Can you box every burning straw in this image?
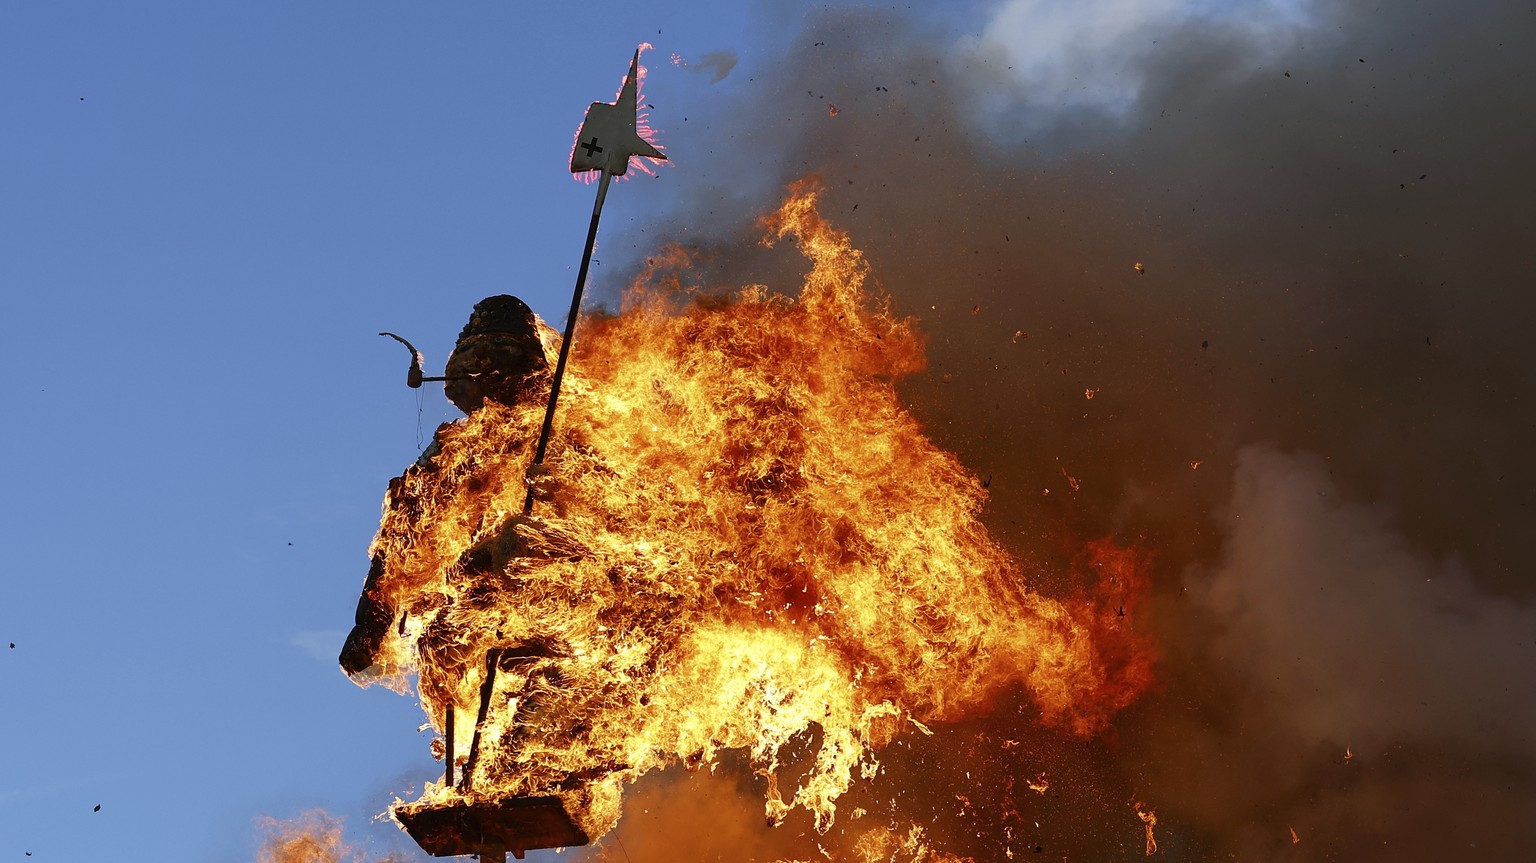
[341,180,1151,851]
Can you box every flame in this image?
[1068,538,1157,717]
[353,179,1152,843]
[255,812,363,863]
[1060,467,1081,493]
[630,43,665,177]
[1134,802,1158,856]
[844,825,968,863]
[769,825,969,863]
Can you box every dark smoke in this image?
[674,49,740,84]
[596,1,1536,859]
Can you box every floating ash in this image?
[340,181,1151,858]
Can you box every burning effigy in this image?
[339,177,1150,860]
[335,46,1150,863]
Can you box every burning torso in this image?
[342,181,1144,847]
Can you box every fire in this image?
[255,812,358,863]
[844,825,966,863]
[1134,802,1158,856]
[768,825,965,863]
[345,178,1151,847]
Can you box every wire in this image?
[415,386,425,451]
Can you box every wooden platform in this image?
[397,795,590,861]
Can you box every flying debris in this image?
[1134,803,1158,856]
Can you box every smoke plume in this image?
[1194,445,1536,758]
[592,0,1536,858]
[672,49,740,84]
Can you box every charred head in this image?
[445,295,549,414]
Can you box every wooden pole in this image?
[445,705,455,787]
[523,170,612,515]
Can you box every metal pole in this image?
[524,170,612,515]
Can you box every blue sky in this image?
[0,3,776,859]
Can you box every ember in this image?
[1134,802,1157,856]
[342,180,1150,856]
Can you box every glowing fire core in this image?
[344,180,1149,849]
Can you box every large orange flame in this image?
[255,812,362,863]
[353,178,1150,843]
